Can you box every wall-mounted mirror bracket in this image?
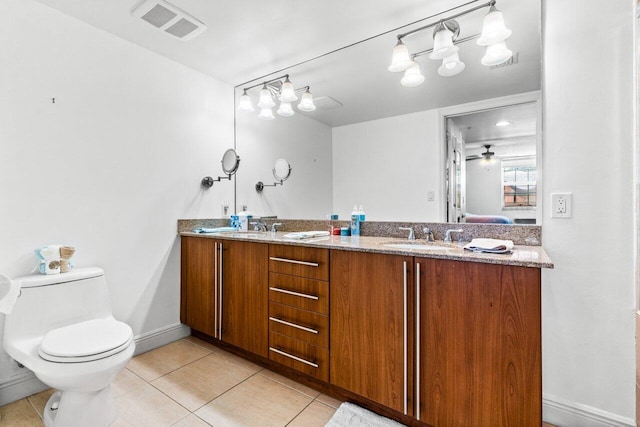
[256,159,291,192]
[201,148,240,189]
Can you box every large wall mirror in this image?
[234,0,541,224]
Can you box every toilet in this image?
[3,267,135,427]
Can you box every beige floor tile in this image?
[112,384,190,427]
[259,369,321,398]
[315,393,343,409]
[0,398,44,426]
[127,339,211,381]
[171,414,212,427]
[152,351,259,412]
[287,401,336,427]
[195,373,313,427]
[113,368,147,398]
[26,388,55,417]
[184,336,219,352]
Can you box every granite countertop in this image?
[179,231,554,269]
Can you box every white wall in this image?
[542,0,636,425]
[235,110,333,219]
[0,0,233,385]
[332,110,443,221]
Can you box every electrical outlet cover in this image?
[551,193,572,218]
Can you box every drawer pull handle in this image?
[269,317,319,334]
[269,347,319,368]
[269,287,319,300]
[269,257,319,267]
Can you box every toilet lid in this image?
[39,318,133,363]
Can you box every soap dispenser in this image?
[350,205,360,236]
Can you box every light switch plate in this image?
[551,193,572,218]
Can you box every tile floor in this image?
[0,336,341,427]
[0,336,559,426]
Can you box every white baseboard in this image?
[132,322,191,356]
[0,322,191,407]
[543,394,636,427]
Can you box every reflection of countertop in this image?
[179,231,554,269]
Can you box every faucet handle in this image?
[399,227,415,241]
[271,223,283,233]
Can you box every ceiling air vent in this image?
[489,52,519,70]
[131,0,206,41]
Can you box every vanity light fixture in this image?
[237,75,315,119]
[400,60,425,87]
[388,0,513,85]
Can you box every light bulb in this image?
[237,89,254,112]
[388,39,413,72]
[400,61,425,87]
[297,88,316,112]
[477,5,512,46]
[277,101,295,117]
[257,84,275,108]
[258,108,275,120]
[279,76,298,102]
[481,41,513,66]
[438,53,465,77]
[429,23,459,60]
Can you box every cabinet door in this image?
[419,258,541,426]
[330,250,414,414]
[220,240,269,357]
[181,236,217,337]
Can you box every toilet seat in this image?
[39,318,133,363]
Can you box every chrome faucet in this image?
[444,228,463,243]
[399,227,415,241]
[423,227,435,242]
[250,220,267,232]
[271,222,282,233]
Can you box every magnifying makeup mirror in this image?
[201,148,241,188]
[256,158,292,192]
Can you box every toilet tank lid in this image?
[16,267,104,288]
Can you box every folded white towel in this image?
[282,231,330,240]
[464,238,514,254]
[0,274,21,315]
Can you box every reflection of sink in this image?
[382,243,455,251]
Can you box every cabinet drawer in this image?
[269,244,329,281]
[269,332,329,381]
[269,272,329,314]
[269,302,328,348]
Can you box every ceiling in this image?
[34,0,541,127]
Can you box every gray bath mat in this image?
[325,402,406,427]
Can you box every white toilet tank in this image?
[4,268,115,345]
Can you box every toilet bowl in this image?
[3,268,135,427]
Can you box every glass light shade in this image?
[277,101,295,117]
[279,77,298,102]
[297,89,316,112]
[388,39,413,72]
[258,108,275,120]
[481,41,513,66]
[237,90,254,112]
[477,6,512,46]
[257,85,275,108]
[400,62,425,87]
[429,27,459,60]
[438,53,466,77]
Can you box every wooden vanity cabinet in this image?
[418,258,541,426]
[267,244,330,381]
[329,251,542,426]
[330,250,414,415]
[180,236,269,357]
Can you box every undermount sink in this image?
[382,242,455,251]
